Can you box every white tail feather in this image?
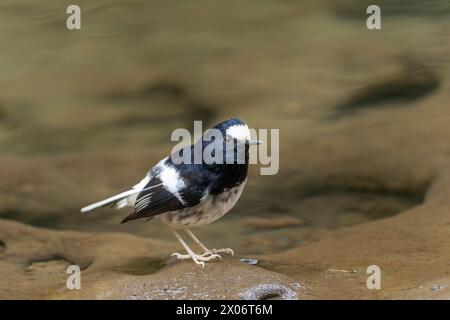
[81,189,137,213]
[80,182,163,213]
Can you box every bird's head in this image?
[211,118,261,146]
[197,118,262,166]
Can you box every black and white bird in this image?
[81,118,260,267]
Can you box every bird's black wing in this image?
[121,177,180,223]
[121,167,208,223]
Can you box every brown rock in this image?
[0,219,303,300]
[243,216,304,230]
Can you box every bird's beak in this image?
[248,140,263,145]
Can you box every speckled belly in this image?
[160,180,246,229]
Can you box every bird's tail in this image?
[80,183,163,213]
[81,189,137,213]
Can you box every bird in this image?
[81,118,261,267]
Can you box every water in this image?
[0,0,448,258]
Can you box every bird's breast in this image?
[160,179,247,228]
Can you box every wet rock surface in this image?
[260,175,450,299]
[0,219,302,300]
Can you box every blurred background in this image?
[0,0,449,257]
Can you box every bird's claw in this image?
[170,251,222,267]
[203,248,234,257]
[171,252,190,260]
[206,253,223,260]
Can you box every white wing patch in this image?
[113,158,187,212]
[159,165,186,205]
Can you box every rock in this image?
[239,283,298,300]
[53,259,302,300]
[243,216,304,230]
[0,219,303,300]
[392,278,450,300]
[260,174,450,299]
[332,60,440,117]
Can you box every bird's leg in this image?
[184,228,234,257]
[183,228,208,252]
[170,230,221,268]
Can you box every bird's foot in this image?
[171,251,222,267]
[203,248,234,256]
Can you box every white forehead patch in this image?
[226,124,250,141]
